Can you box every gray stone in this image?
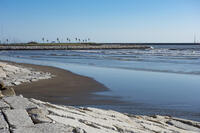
[0,129,10,133]
[3,96,37,109]
[12,123,74,133]
[73,127,86,133]
[12,81,21,86]
[1,87,16,97]
[172,117,200,128]
[0,112,9,129]
[0,81,5,89]
[0,91,4,99]
[27,108,52,124]
[3,109,34,128]
[167,120,200,132]
[0,62,52,87]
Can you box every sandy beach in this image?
[3,61,122,106]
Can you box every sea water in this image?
[0,45,200,121]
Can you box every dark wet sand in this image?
[5,62,122,105]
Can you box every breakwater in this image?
[0,44,150,50]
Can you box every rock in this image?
[30,79,38,82]
[0,129,10,133]
[3,96,37,109]
[3,109,34,128]
[172,117,200,129]
[0,100,10,109]
[0,95,199,133]
[0,62,52,87]
[0,70,6,78]
[12,81,21,86]
[73,127,87,133]
[0,81,5,89]
[11,123,75,133]
[167,120,200,132]
[27,108,52,124]
[1,87,16,97]
[0,112,9,129]
[0,91,4,98]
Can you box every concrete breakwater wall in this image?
[0,45,150,50]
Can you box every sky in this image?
[0,0,200,43]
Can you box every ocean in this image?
[0,44,200,121]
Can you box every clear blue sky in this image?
[0,0,200,43]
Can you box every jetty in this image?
[0,44,150,50]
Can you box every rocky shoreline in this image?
[0,62,52,87]
[0,62,200,133]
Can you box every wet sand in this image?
[5,62,122,105]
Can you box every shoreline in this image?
[2,60,123,106]
[1,61,200,132]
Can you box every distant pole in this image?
[6,39,9,44]
[57,38,60,43]
[194,34,196,44]
[42,38,45,43]
[0,25,3,43]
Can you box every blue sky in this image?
[0,0,200,43]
